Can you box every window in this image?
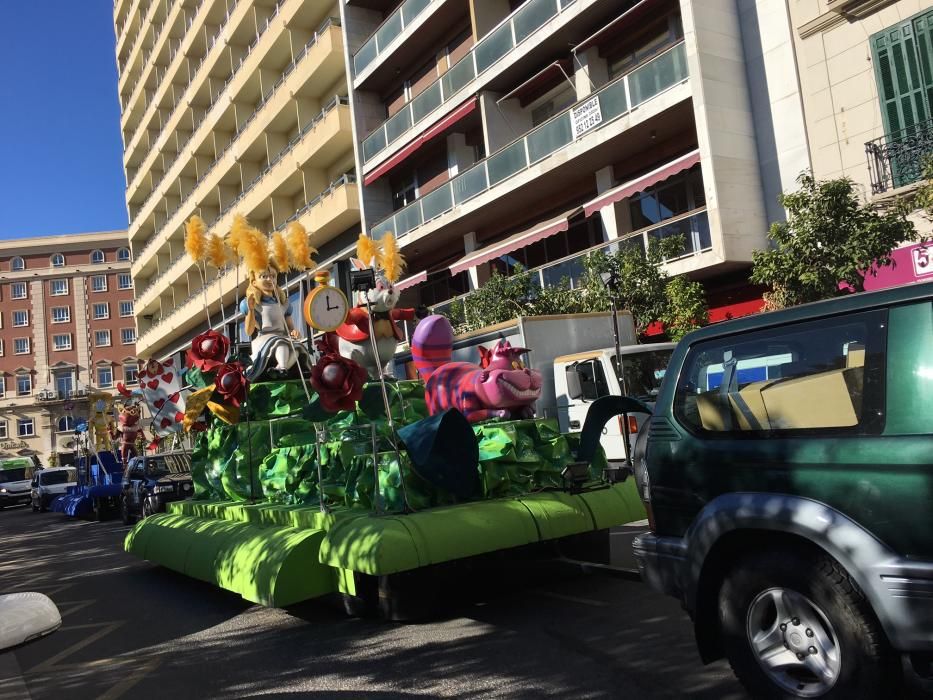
[119,300,134,317]
[92,275,107,292]
[95,330,111,347]
[50,279,68,296]
[53,334,72,351]
[529,84,576,127]
[54,372,73,397]
[93,302,109,319]
[0,420,6,439]
[118,273,133,289]
[16,374,32,396]
[0,377,5,398]
[607,15,684,79]
[91,249,105,264]
[97,366,113,388]
[52,307,71,323]
[57,416,74,432]
[10,256,24,271]
[51,253,65,267]
[121,327,136,344]
[673,310,887,435]
[0,339,3,356]
[14,338,30,355]
[11,282,27,299]
[13,310,28,327]
[124,364,139,385]
[117,247,131,262]
[17,419,34,437]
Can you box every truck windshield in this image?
[611,349,674,401]
[146,455,190,477]
[41,470,76,485]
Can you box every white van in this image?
[31,467,77,512]
[0,459,37,509]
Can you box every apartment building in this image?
[337,0,812,324]
[789,0,933,290]
[0,232,138,466]
[114,0,360,361]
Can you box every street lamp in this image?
[598,269,626,397]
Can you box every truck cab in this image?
[554,343,675,462]
[0,459,36,509]
[31,468,77,512]
[120,451,193,523]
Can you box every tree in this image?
[750,173,917,309]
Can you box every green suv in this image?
[633,281,932,698]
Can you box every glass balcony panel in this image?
[375,11,403,55]
[441,55,475,97]
[394,202,423,235]
[648,216,695,258]
[421,183,453,221]
[384,107,413,145]
[526,114,573,163]
[541,256,585,288]
[475,22,514,74]
[560,0,575,7]
[487,140,528,186]
[513,0,557,43]
[630,43,687,107]
[693,211,712,251]
[401,0,431,26]
[598,79,628,121]
[371,215,396,238]
[452,163,489,204]
[362,127,387,162]
[411,81,443,123]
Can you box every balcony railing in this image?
[370,41,688,239]
[361,0,577,164]
[353,0,435,76]
[134,94,348,268]
[865,116,933,195]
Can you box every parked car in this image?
[633,281,933,698]
[0,458,36,509]
[31,467,78,512]
[120,451,193,523]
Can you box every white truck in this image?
[394,313,675,462]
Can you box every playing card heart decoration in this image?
[137,356,187,437]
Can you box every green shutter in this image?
[912,10,933,120]
[872,21,929,137]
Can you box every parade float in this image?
[124,215,647,616]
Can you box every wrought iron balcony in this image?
[865,117,933,195]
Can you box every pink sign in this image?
[862,242,932,291]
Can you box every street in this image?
[0,505,749,699]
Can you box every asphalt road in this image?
[0,502,882,700]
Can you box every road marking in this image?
[54,600,97,617]
[97,658,161,700]
[27,622,124,673]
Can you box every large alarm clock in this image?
[304,271,349,332]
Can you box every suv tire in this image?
[141,499,154,520]
[718,549,897,699]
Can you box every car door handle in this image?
[569,420,581,429]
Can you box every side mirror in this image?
[566,365,583,400]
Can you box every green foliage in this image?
[663,274,710,341]
[916,156,933,223]
[751,172,917,309]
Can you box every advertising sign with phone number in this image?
[912,244,932,278]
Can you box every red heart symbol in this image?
[159,418,172,428]
[174,412,185,423]
[161,372,173,383]
[147,380,159,390]
[164,359,174,367]
[154,399,165,409]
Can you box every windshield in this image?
[0,468,29,483]
[40,469,76,485]
[611,349,675,401]
[146,454,190,477]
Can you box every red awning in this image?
[644,297,764,336]
[363,97,478,186]
[395,270,428,291]
[498,60,573,106]
[583,149,700,218]
[448,208,581,276]
[573,0,667,54]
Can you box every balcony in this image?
[353,0,436,77]
[865,116,933,195]
[360,0,577,166]
[370,41,688,239]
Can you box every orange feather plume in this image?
[207,234,227,268]
[184,215,207,263]
[270,231,289,272]
[228,214,250,258]
[377,232,405,283]
[242,227,269,274]
[286,221,316,270]
[356,233,377,268]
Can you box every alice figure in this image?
[239,266,313,381]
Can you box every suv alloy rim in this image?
[745,587,841,697]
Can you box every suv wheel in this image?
[141,498,154,520]
[718,550,896,699]
[120,495,132,525]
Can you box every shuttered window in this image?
[872,11,933,137]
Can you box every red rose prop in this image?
[187,330,230,372]
[214,362,249,407]
[310,354,367,412]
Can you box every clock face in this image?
[305,286,348,332]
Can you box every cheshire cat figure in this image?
[412,314,542,422]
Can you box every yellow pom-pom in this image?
[378,232,405,283]
[242,227,269,274]
[271,231,290,272]
[286,221,316,270]
[184,215,207,263]
[207,234,227,268]
[228,214,250,257]
[356,233,377,268]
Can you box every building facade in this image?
[114,0,361,361]
[788,0,933,290]
[0,232,138,466]
[337,0,812,325]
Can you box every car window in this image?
[674,309,886,435]
[40,469,76,485]
[576,360,611,400]
[611,348,674,400]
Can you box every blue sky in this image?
[0,2,127,240]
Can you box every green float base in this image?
[124,480,646,608]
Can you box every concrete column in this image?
[479,92,531,154]
[447,133,475,177]
[593,167,620,241]
[574,47,609,98]
[463,232,480,289]
[340,4,381,55]
[470,0,510,41]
